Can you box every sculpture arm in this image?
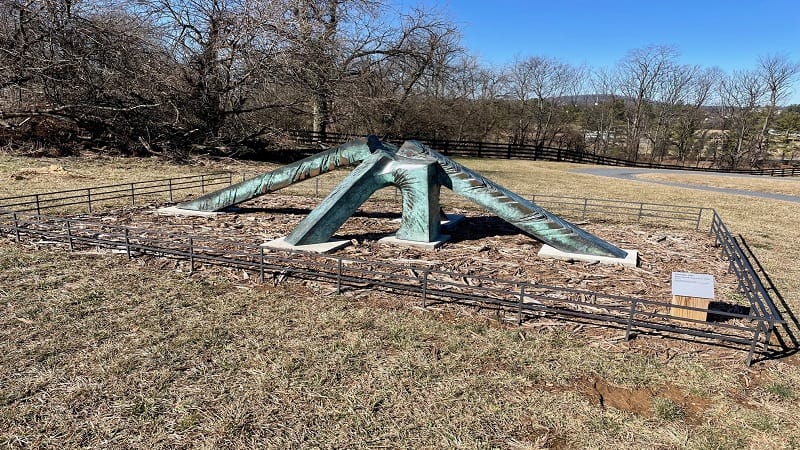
[177,136,382,211]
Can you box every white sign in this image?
[671,272,715,299]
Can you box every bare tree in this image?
[267,0,459,138]
[646,64,696,162]
[583,68,622,155]
[0,0,168,152]
[138,0,295,145]
[673,67,719,163]
[756,54,800,159]
[506,56,583,147]
[616,45,678,161]
[717,69,766,168]
[445,58,507,140]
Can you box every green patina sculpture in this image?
[178,136,383,211]
[176,136,627,259]
[284,149,442,245]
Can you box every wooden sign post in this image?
[671,272,715,321]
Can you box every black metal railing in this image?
[710,211,784,358]
[0,212,781,364]
[0,173,233,215]
[529,194,708,230]
[0,171,789,364]
[287,130,800,177]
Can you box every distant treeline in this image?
[1,1,799,168]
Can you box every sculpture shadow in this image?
[446,216,533,244]
[232,207,531,244]
[231,206,402,220]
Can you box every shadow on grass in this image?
[738,235,799,364]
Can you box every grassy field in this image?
[637,172,800,197]
[2,154,800,448]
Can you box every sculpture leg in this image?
[394,162,443,242]
[285,151,394,245]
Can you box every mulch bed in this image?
[87,193,740,308]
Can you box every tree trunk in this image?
[312,91,329,141]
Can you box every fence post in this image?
[124,228,131,259]
[259,247,265,283]
[746,324,762,366]
[168,179,173,203]
[228,173,233,185]
[582,198,588,220]
[625,299,637,340]
[35,194,41,216]
[422,270,429,308]
[695,208,703,231]
[764,323,774,353]
[13,213,20,242]
[637,203,644,223]
[315,178,320,197]
[86,189,92,214]
[517,284,526,325]
[66,220,74,251]
[130,183,135,205]
[201,175,205,194]
[336,258,343,294]
[188,237,194,273]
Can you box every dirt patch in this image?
[549,377,711,423]
[10,164,84,180]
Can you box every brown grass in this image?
[2,154,800,448]
[637,172,800,197]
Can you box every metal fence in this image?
[528,194,709,230]
[0,173,233,215]
[288,130,800,177]
[0,174,788,365]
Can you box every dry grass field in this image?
[637,172,800,197]
[2,154,800,448]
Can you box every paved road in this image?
[574,167,800,204]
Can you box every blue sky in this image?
[396,0,800,103]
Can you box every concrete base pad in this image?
[156,206,224,217]
[378,234,450,249]
[262,236,350,253]
[538,245,639,267]
[389,214,466,228]
[440,214,466,230]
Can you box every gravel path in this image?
[574,167,800,204]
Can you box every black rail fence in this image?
[288,130,800,177]
[0,173,233,215]
[529,194,707,230]
[0,173,789,365]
